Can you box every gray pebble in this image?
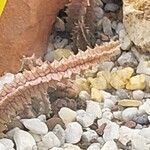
[104,3,119,12]
[134,114,149,125]
[94,7,104,19]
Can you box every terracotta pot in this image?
[0,0,68,75]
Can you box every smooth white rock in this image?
[103,122,119,142]
[139,99,150,115]
[103,99,115,109]
[133,90,145,100]
[14,129,36,150]
[122,107,138,121]
[53,124,65,145]
[113,111,122,120]
[0,143,6,150]
[87,143,101,150]
[82,129,98,142]
[79,91,91,100]
[58,107,77,125]
[42,132,61,149]
[63,143,81,150]
[0,138,14,149]
[21,118,48,135]
[38,115,46,122]
[36,141,48,150]
[102,111,113,120]
[65,122,83,144]
[6,127,20,140]
[86,100,102,119]
[76,110,95,127]
[101,140,118,150]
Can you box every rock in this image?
[116,22,124,34]
[79,91,91,101]
[86,100,102,119]
[122,107,138,121]
[132,90,145,100]
[96,123,107,136]
[88,76,108,90]
[101,140,118,150]
[97,118,111,127]
[137,60,150,75]
[58,107,77,125]
[0,143,6,150]
[100,33,110,42]
[103,122,119,142]
[91,88,103,102]
[98,61,114,72]
[46,117,65,131]
[139,99,150,115]
[139,128,150,139]
[36,141,49,150]
[110,67,134,89]
[113,111,122,120]
[117,52,138,67]
[37,114,46,122]
[21,118,48,135]
[82,129,98,142]
[87,143,101,150]
[65,122,83,144]
[94,0,104,7]
[102,17,113,37]
[76,110,95,127]
[123,0,150,52]
[119,29,132,50]
[54,17,65,32]
[29,132,41,143]
[14,129,36,150]
[0,138,14,149]
[103,99,116,110]
[54,38,68,49]
[116,89,130,99]
[42,132,61,149]
[63,143,81,150]
[118,99,142,107]
[0,0,67,75]
[53,124,65,145]
[94,7,104,19]
[102,111,113,120]
[134,114,149,125]
[124,120,137,128]
[104,3,119,12]
[126,74,146,90]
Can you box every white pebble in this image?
[139,99,150,115]
[58,107,77,125]
[133,90,145,100]
[63,143,81,150]
[0,143,6,150]
[14,129,36,150]
[0,138,14,149]
[37,115,46,122]
[86,100,102,119]
[42,132,61,149]
[103,99,115,109]
[97,118,111,127]
[113,111,122,120]
[122,107,138,121]
[103,122,119,142]
[102,111,113,120]
[87,143,101,150]
[76,110,95,127]
[79,91,91,100]
[53,124,65,145]
[65,122,83,144]
[82,129,98,142]
[21,118,48,135]
[101,140,118,150]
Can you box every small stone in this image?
[111,21,117,30]
[58,107,77,125]
[96,123,107,136]
[102,17,113,37]
[86,100,102,118]
[97,137,105,148]
[29,132,41,143]
[126,74,146,90]
[137,60,150,75]
[88,76,108,90]
[116,22,124,34]
[124,120,137,128]
[63,143,81,150]
[55,17,65,32]
[116,89,130,99]
[132,90,145,100]
[82,129,98,142]
[113,111,122,120]
[102,111,113,120]
[117,52,138,67]
[139,128,150,139]
[100,33,110,42]
[97,19,103,31]
[139,99,150,115]
[65,122,83,144]
[87,143,101,150]
[118,99,142,107]
[103,99,116,110]
[46,117,65,131]
[0,138,14,149]
[104,3,119,12]
[97,118,111,127]
[42,132,61,149]
[103,122,119,142]
[94,0,103,7]
[119,29,132,50]
[91,88,103,102]
[134,114,149,125]
[14,129,36,150]
[76,110,95,127]
[84,66,99,78]
[122,107,138,121]
[94,7,104,19]
[110,67,134,89]
[37,114,46,122]
[21,118,48,135]
[0,143,6,150]
[51,148,64,150]
[53,124,65,145]
[98,61,114,72]
[79,91,91,101]
[101,140,118,150]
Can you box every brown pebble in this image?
[46,117,65,130]
[96,123,107,136]
[124,120,136,128]
[89,122,98,130]
[100,33,110,42]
